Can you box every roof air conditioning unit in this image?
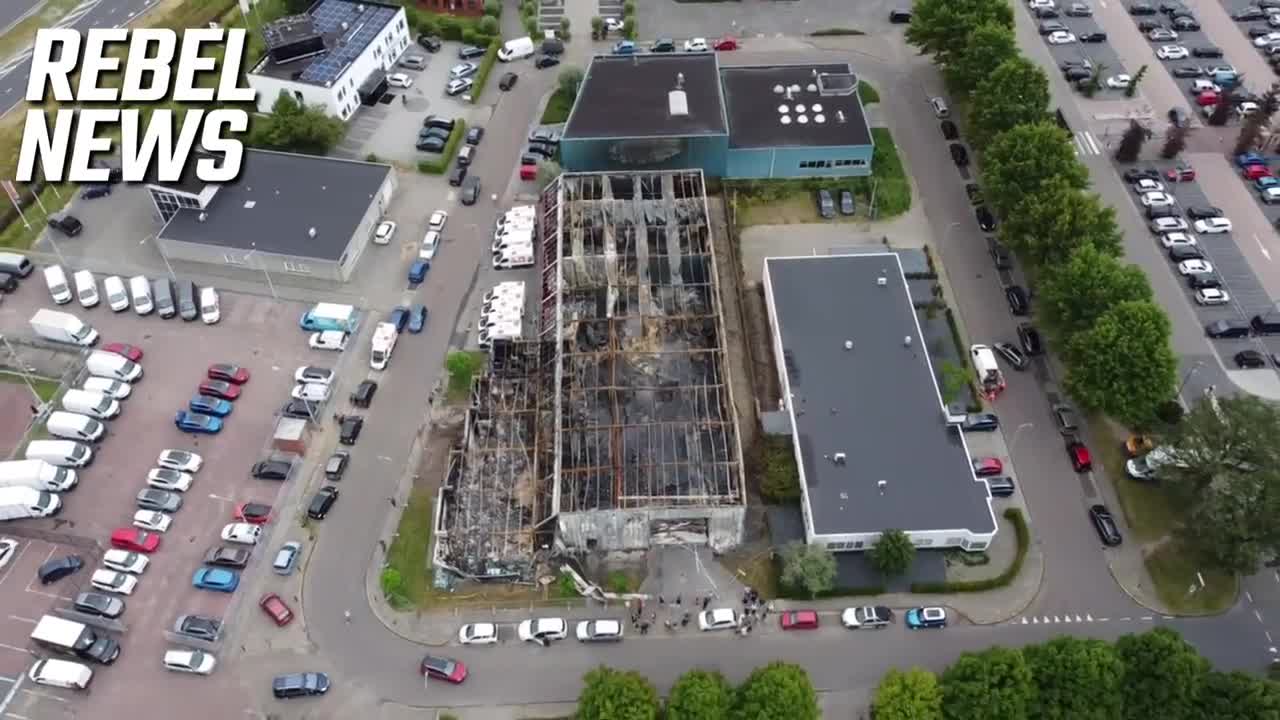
[833,452,847,465]
[877,276,887,286]
[903,335,913,346]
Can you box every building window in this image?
[222,254,247,265]
[946,536,964,546]
[283,261,312,274]
[914,538,934,546]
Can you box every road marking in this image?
[1257,610,1266,623]
[0,674,24,720]
[21,689,67,703]
[0,642,27,654]
[1097,617,1108,622]
[1063,615,1072,623]
[8,712,32,720]
[1120,616,1132,621]
[1032,617,1039,623]
[1254,234,1272,261]
[1074,131,1101,156]
[1085,614,1094,621]
[1053,615,1060,623]
[1141,616,1154,621]
[0,542,30,588]
[1248,591,1255,603]
[6,617,34,624]
[1268,631,1274,643]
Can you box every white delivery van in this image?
[200,286,221,324]
[370,322,397,370]
[28,658,93,690]
[129,275,154,315]
[86,349,143,382]
[73,270,99,308]
[44,266,72,304]
[0,252,34,277]
[103,275,129,312]
[493,247,534,269]
[478,319,522,348]
[498,36,535,61]
[82,376,131,399]
[483,281,525,304]
[0,459,77,492]
[46,411,105,443]
[25,440,93,467]
[309,330,349,351]
[61,389,120,420]
[29,616,117,664]
[30,308,99,347]
[0,487,62,520]
[492,232,533,253]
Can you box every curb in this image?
[1103,554,1239,618]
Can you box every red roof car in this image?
[259,593,294,626]
[234,502,273,524]
[207,363,250,384]
[110,527,160,554]
[713,36,738,50]
[102,342,143,362]
[1196,91,1219,107]
[421,654,468,684]
[779,610,819,630]
[197,380,241,400]
[1243,164,1273,180]
[1166,164,1195,182]
[972,457,1004,477]
[1066,438,1093,472]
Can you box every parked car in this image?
[962,413,1000,432]
[339,415,364,445]
[110,527,160,553]
[1088,504,1122,545]
[205,546,250,568]
[192,567,239,592]
[136,488,182,512]
[498,72,518,90]
[38,555,83,584]
[157,449,202,473]
[74,591,124,618]
[950,143,969,166]
[421,655,468,684]
[252,460,291,480]
[234,502,272,524]
[273,542,302,575]
[102,342,143,362]
[1005,285,1029,315]
[1017,323,1043,355]
[987,476,1016,497]
[174,615,221,642]
[905,607,947,629]
[307,486,339,520]
[273,673,330,699]
[975,205,996,231]
[972,457,1003,476]
[779,610,820,630]
[207,363,250,384]
[993,342,1028,370]
[816,190,835,218]
[458,623,499,645]
[260,593,295,626]
[518,617,568,642]
[840,606,893,629]
[1236,350,1268,368]
[1065,435,1093,472]
[576,619,625,641]
[325,451,349,481]
[197,380,240,400]
[351,380,378,408]
[90,569,137,595]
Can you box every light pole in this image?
[1010,422,1034,456]
[247,246,278,299]
[0,334,44,407]
[1178,360,1205,396]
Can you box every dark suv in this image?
[816,190,835,219]
[350,380,378,408]
[307,486,339,520]
[252,459,292,480]
[1088,505,1122,545]
[273,672,330,699]
[339,415,364,445]
[282,399,320,421]
[47,214,83,237]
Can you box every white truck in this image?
[493,247,534,269]
[0,486,62,520]
[30,616,118,665]
[30,309,98,347]
[370,322,398,370]
[492,228,533,253]
[495,206,535,232]
[0,460,77,492]
[479,319,522,348]
[969,344,1005,401]
[498,36,535,61]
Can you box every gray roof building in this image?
[719,64,873,149]
[761,253,997,552]
[564,53,729,139]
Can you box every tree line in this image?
[574,661,820,720]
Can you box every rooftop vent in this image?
[243,200,256,209]
[308,227,317,238]
[795,103,806,113]
[341,21,349,31]
[777,104,789,113]
[844,340,853,350]
[789,83,801,94]
[675,72,685,90]
[806,83,818,92]
[833,452,847,465]
[780,115,792,124]
[784,87,794,100]
[773,84,785,94]
[878,479,887,493]
[837,110,847,123]
[668,89,689,116]
[197,212,207,223]
[877,276,887,286]
[796,115,808,124]
[904,335,913,346]
[814,114,826,124]
[811,103,824,112]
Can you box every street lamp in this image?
[1178,360,1205,396]
[246,245,278,299]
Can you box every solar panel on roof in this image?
[288,0,398,85]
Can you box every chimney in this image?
[675,72,684,90]
[837,110,847,123]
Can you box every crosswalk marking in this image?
[1010,614,1131,625]
[1074,131,1102,156]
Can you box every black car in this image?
[816,189,835,218]
[1089,505,1122,545]
[1236,350,1268,369]
[988,238,1012,269]
[423,115,455,132]
[1185,205,1222,220]
[350,380,378,408]
[950,143,969,167]
[38,555,83,584]
[1159,0,1186,12]
[651,38,676,52]
[1122,167,1160,182]
[1080,31,1107,42]
[282,399,320,421]
[889,8,912,22]
[448,165,467,187]
[1005,285,1029,316]
[541,38,564,55]
[417,35,442,52]
[1018,323,1043,355]
[1172,16,1199,30]
[1129,2,1157,13]
[1137,19,1164,31]
[1064,67,1093,81]
[498,72,518,90]
[1172,65,1204,78]
[1205,319,1251,338]
[994,342,1028,370]
[339,415,364,445]
[273,673,330,699]
[519,152,542,166]
[1249,26,1275,38]
[525,142,555,159]
[529,129,560,145]
[839,190,855,216]
[535,55,560,69]
[47,214,83,237]
[175,614,222,642]
[965,183,984,205]
[1034,6,1059,17]
[962,413,1000,432]
[325,451,349,481]
[458,44,486,59]
[1168,244,1203,262]
[461,176,482,206]
[80,184,111,199]
[205,545,250,568]
[1039,20,1068,34]
[975,205,996,231]
[1187,272,1221,289]
[987,476,1016,498]
[940,120,959,139]
[1232,7,1267,20]
[74,591,124,618]
[252,460,291,480]
[465,127,485,145]
[419,126,450,142]
[416,137,446,153]
[1192,46,1223,58]
[307,486,340,520]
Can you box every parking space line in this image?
[20,549,55,596]
[0,543,30,588]
[0,673,22,718]
[20,688,66,703]
[0,643,27,654]
[7,712,32,720]
[5,618,34,625]
[1253,234,1272,261]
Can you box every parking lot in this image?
[1028,5,1128,82]
[0,276,317,718]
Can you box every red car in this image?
[207,363,250,384]
[1166,164,1195,182]
[1243,164,1273,180]
[779,610,819,630]
[421,654,468,684]
[110,527,160,554]
[234,502,272,524]
[972,457,1004,477]
[102,343,143,362]
[198,380,241,400]
[259,593,294,626]
[713,36,738,51]
[1066,437,1093,472]
[1196,91,1219,107]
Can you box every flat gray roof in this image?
[564,54,729,139]
[158,150,390,261]
[764,254,995,538]
[720,64,872,149]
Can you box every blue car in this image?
[905,606,947,629]
[1237,151,1266,168]
[1257,177,1280,191]
[389,306,410,332]
[408,260,429,284]
[408,304,427,333]
[189,394,233,417]
[175,410,223,434]
[612,40,636,54]
[192,567,239,592]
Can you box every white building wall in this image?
[814,527,995,554]
[558,506,745,554]
[337,170,397,280]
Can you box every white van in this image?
[498,36,535,61]
[44,266,72,305]
[103,276,129,312]
[199,287,220,324]
[61,389,120,420]
[46,411,105,443]
[493,248,534,269]
[0,459,77,492]
[73,270,99,308]
[0,252,34,277]
[86,350,143,382]
[930,97,949,118]
[28,658,92,690]
[25,440,93,467]
[82,376,131,399]
[309,330,349,351]
[129,275,154,315]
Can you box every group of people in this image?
[627,592,716,635]
[737,586,772,636]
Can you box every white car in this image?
[291,383,331,402]
[147,468,193,492]
[1255,32,1280,46]
[133,510,172,533]
[1160,232,1197,248]
[1190,79,1221,94]
[1156,45,1188,60]
[684,37,708,52]
[102,549,149,575]
[698,608,739,631]
[103,275,129,312]
[373,220,397,245]
[0,538,16,571]
[1178,259,1213,275]
[309,330,350,351]
[220,523,262,545]
[156,449,201,472]
[90,569,138,595]
[294,366,334,385]
[1238,102,1261,117]
[576,619,624,642]
[83,377,131,399]
[428,210,448,232]
[1028,0,1055,8]
[1133,178,1164,193]
[1195,288,1230,305]
[516,618,567,643]
[1271,12,1280,26]
[458,623,499,645]
[1194,217,1232,234]
[603,17,624,31]
[163,649,216,675]
[840,606,893,629]
[1106,74,1132,89]
[1046,31,1077,44]
[1150,217,1189,233]
[420,230,441,261]
[1140,191,1175,207]
[387,72,413,88]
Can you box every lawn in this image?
[0,0,84,63]
[445,350,486,402]
[541,88,574,124]
[383,488,435,608]
[0,185,73,250]
[1146,539,1237,615]
[859,80,880,104]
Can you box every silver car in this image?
[272,541,302,576]
[136,488,182,512]
[448,62,477,79]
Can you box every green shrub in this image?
[416,120,468,174]
[623,0,636,14]
[478,15,499,36]
[469,41,501,103]
[622,17,636,39]
[524,16,539,37]
[607,571,632,594]
[483,0,501,16]
[910,508,1029,593]
[556,572,578,598]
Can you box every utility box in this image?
[272,418,308,455]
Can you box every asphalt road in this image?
[0,0,43,36]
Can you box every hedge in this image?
[910,508,1029,593]
[416,120,468,175]
[944,308,984,413]
[402,5,497,46]
[469,41,501,104]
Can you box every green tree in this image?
[477,15,499,36]
[969,57,1050,148]
[483,0,501,16]
[868,529,915,578]
[1038,245,1152,335]
[1162,123,1189,159]
[779,542,836,598]
[1114,120,1147,163]
[1209,91,1235,127]
[1024,636,1125,720]
[1197,670,1280,719]
[1161,395,1279,497]
[1125,64,1148,98]
[944,23,1018,95]
[1184,464,1280,572]
[734,662,820,720]
[940,646,1034,720]
[1115,628,1209,720]
[981,122,1087,218]
[666,669,734,720]
[906,0,1013,67]
[873,668,943,720]
[1064,300,1177,427]
[248,91,346,154]
[577,666,660,720]
[998,180,1123,267]
[559,66,586,101]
